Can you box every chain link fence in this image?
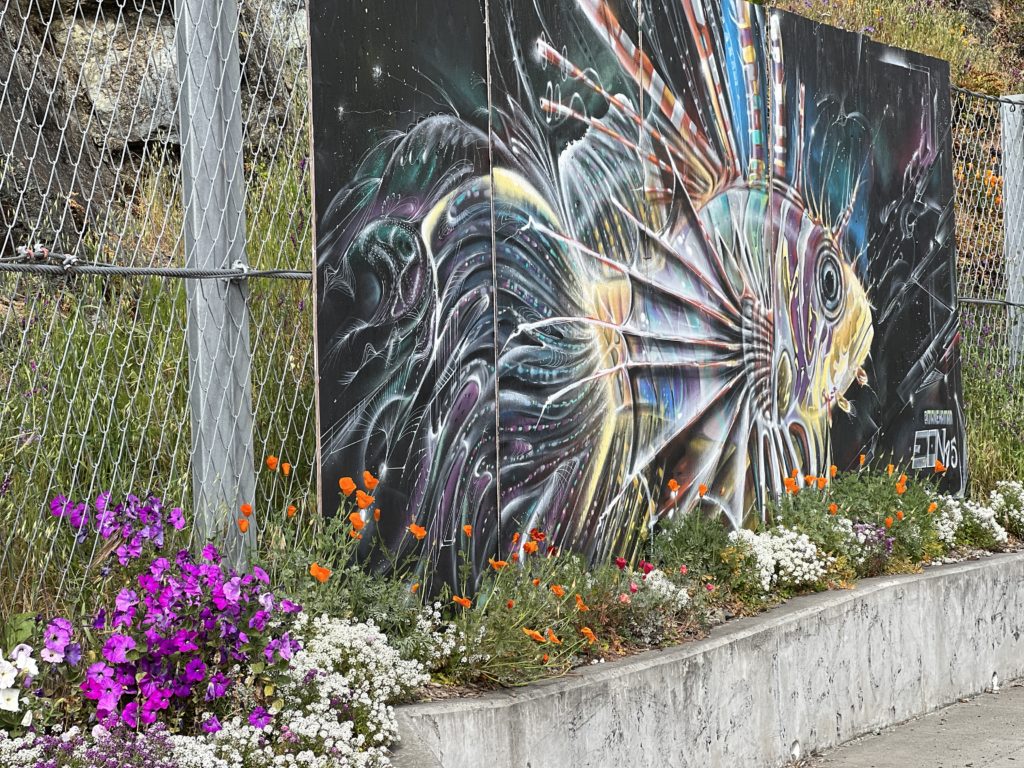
[0,0,1021,609]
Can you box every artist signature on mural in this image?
[912,428,960,470]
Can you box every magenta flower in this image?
[248,706,273,728]
[102,634,136,664]
[201,715,222,733]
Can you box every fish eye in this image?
[816,247,844,320]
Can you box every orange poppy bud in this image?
[575,594,589,611]
[667,478,680,493]
[349,530,362,540]
[506,599,515,609]
[580,626,597,644]
[887,463,895,477]
[237,518,249,533]
[309,562,331,583]
[532,578,541,587]
[287,505,297,518]
[934,459,947,473]
[830,465,838,478]
[411,582,420,594]
[522,627,546,643]
[362,470,380,490]
[452,595,471,608]
[408,523,427,540]
[266,455,279,471]
[463,524,473,537]
[355,490,374,509]
[884,516,894,528]
[348,511,365,531]
[281,462,291,477]
[373,508,381,522]
[546,628,562,645]
[928,502,938,513]
[817,477,826,490]
[829,503,838,515]
[488,557,508,570]
[339,476,357,496]
[240,503,253,518]
[523,541,539,554]
[511,532,520,544]
[510,552,520,562]
[550,584,565,598]
[698,483,708,497]
[896,510,904,521]
[859,454,866,466]
[791,468,799,479]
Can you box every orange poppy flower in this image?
[791,468,800,479]
[237,518,249,533]
[411,582,420,594]
[463,524,473,537]
[530,529,546,542]
[373,508,381,522]
[362,470,380,490]
[884,516,894,528]
[934,459,947,473]
[783,477,798,494]
[698,483,708,497]
[355,490,374,509]
[240,503,253,518]
[899,473,908,484]
[532,578,541,587]
[309,562,331,583]
[510,553,520,562]
[541,653,549,663]
[575,594,589,611]
[859,454,866,466]
[339,477,357,496]
[408,523,427,540]
[804,474,815,486]
[349,530,362,540]
[452,595,471,608]
[546,628,562,645]
[928,501,938,513]
[506,599,515,609]
[550,584,565,598]
[287,504,297,518]
[511,532,521,544]
[667,478,680,493]
[887,463,895,477]
[829,503,838,515]
[522,627,546,643]
[488,557,508,571]
[348,511,365,531]
[523,541,539,555]
[266,455,279,471]
[580,626,597,644]
[896,510,904,521]
[816,477,827,490]
[281,462,291,477]
[830,465,838,478]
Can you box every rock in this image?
[51,8,180,150]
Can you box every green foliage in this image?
[652,510,733,585]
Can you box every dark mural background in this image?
[309,0,966,587]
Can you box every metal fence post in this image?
[1004,95,1024,365]
[175,0,255,565]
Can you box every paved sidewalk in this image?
[807,682,1024,767]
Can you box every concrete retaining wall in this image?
[391,552,1024,768]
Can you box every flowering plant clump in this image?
[990,481,1024,539]
[726,528,830,594]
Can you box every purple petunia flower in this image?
[248,706,273,729]
[64,642,82,666]
[102,634,136,664]
[201,715,222,733]
[183,657,207,684]
[201,544,220,563]
[205,671,230,700]
[168,507,185,531]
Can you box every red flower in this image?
[614,557,627,570]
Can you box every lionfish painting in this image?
[309,0,966,586]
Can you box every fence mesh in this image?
[0,0,1020,611]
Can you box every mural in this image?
[309,0,966,586]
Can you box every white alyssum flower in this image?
[938,495,1008,547]
[991,481,1024,536]
[643,569,691,612]
[729,527,830,592]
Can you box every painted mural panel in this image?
[309,0,497,586]
[311,0,965,584]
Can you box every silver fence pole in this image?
[174,0,255,565]
[1004,95,1024,366]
